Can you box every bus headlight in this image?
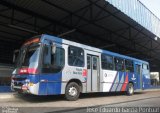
[29,82,34,86]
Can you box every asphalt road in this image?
[51,97,160,113]
[0,90,160,113]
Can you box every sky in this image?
[139,0,160,19]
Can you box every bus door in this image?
[87,54,100,92]
[134,63,143,89]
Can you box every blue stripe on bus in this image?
[111,72,119,91]
[110,72,118,92]
[116,72,124,91]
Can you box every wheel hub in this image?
[69,86,77,97]
[129,85,133,94]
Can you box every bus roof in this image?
[41,34,149,64]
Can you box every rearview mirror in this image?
[51,43,56,54]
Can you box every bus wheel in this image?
[65,82,80,101]
[127,83,134,96]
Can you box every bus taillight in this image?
[19,68,38,75]
[83,69,87,77]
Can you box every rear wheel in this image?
[126,83,134,95]
[65,82,80,101]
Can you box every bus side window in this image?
[125,60,134,72]
[114,57,125,71]
[51,47,65,73]
[93,57,97,70]
[87,56,91,69]
[142,64,149,70]
[43,45,51,67]
[101,54,114,70]
[136,65,141,75]
[68,46,84,67]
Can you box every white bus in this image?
[11,34,150,100]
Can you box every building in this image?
[150,72,159,86]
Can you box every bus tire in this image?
[65,82,80,101]
[126,83,134,96]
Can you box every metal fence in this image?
[107,0,160,38]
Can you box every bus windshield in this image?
[16,43,40,70]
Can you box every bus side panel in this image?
[39,82,47,95]
[102,71,132,92]
[116,72,125,92]
[101,70,117,92]
[128,72,137,90]
[60,46,87,94]
[61,66,86,94]
[38,72,62,95]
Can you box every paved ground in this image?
[0,90,160,113]
[56,97,160,113]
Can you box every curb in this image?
[0,93,16,99]
[144,88,160,92]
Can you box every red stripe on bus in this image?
[121,73,128,91]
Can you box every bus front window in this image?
[15,43,41,74]
[22,45,40,68]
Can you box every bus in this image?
[11,34,150,101]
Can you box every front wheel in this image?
[126,83,134,96]
[65,82,80,101]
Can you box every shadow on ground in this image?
[12,91,145,103]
